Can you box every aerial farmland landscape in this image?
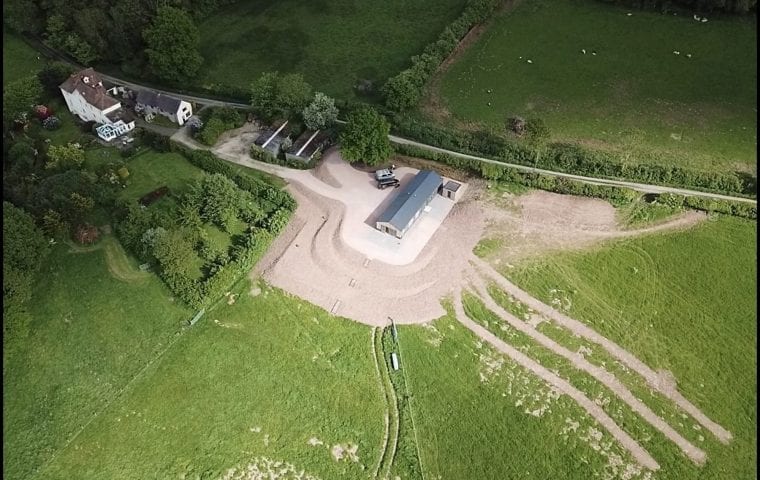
[2,0,756,479]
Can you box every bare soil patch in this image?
[478,189,706,264]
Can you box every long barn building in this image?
[376,170,442,239]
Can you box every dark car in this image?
[377,177,400,189]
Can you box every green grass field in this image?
[398,312,649,479]
[2,242,192,480]
[118,150,207,201]
[434,0,757,172]
[18,274,384,479]
[198,0,468,100]
[500,215,757,479]
[2,31,45,86]
[393,214,756,479]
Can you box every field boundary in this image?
[421,0,521,123]
[391,137,757,205]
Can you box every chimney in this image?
[83,76,90,84]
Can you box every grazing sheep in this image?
[581,49,586,54]
[701,17,708,22]
[694,14,701,20]
[686,53,692,58]
[591,50,597,56]
[626,12,632,16]
[487,102,492,106]
[527,59,533,64]
[673,50,680,55]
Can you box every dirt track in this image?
[463,268,706,465]
[452,289,661,471]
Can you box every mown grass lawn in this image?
[198,0,468,101]
[503,215,757,479]
[119,150,207,202]
[2,31,45,86]
[435,0,757,173]
[2,242,192,480]
[31,279,385,479]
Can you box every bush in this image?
[507,116,526,135]
[194,107,244,146]
[136,129,172,152]
[73,224,100,244]
[43,116,61,130]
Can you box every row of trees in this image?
[4,1,208,84]
[249,72,339,131]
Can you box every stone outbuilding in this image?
[440,180,463,201]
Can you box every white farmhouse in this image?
[135,90,192,125]
[59,67,135,141]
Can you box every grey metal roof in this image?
[443,180,461,192]
[377,170,442,231]
[135,90,183,113]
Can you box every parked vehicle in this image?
[377,177,400,189]
[374,164,397,181]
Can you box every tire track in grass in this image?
[469,255,734,444]
[371,327,400,479]
[464,272,706,465]
[452,288,661,471]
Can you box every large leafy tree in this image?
[250,72,312,120]
[382,70,422,112]
[3,0,43,34]
[3,76,43,127]
[3,202,49,330]
[339,106,392,166]
[38,62,76,95]
[143,6,203,83]
[276,73,312,117]
[186,173,243,232]
[302,92,338,130]
[45,143,86,171]
[250,72,280,119]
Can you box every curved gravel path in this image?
[469,255,733,445]
[452,289,660,471]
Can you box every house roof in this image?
[106,108,136,123]
[377,170,442,231]
[59,67,120,111]
[135,90,183,113]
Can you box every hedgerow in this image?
[393,143,756,219]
